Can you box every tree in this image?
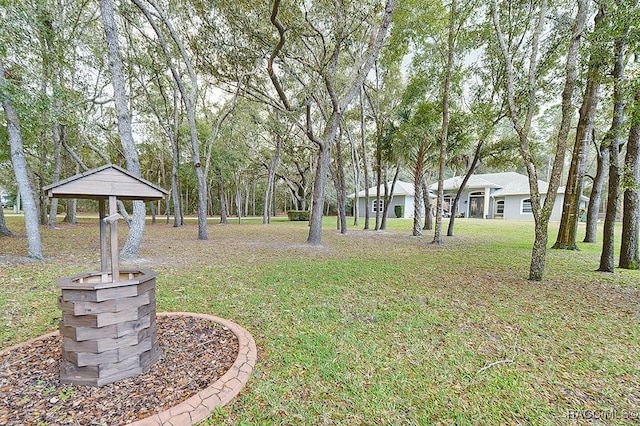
[263,125,284,224]
[0,62,44,259]
[131,0,208,240]
[598,35,630,272]
[268,0,396,245]
[433,0,459,245]
[359,87,370,229]
[553,5,607,250]
[492,0,588,281]
[619,85,640,269]
[583,136,608,243]
[99,0,146,260]
[394,101,439,236]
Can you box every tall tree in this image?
[268,0,396,245]
[263,127,283,224]
[332,126,348,234]
[492,0,588,281]
[598,37,629,272]
[0,62,44,259]
[583,136,608,243]
[618,86,640,269]
[99,0,146,260]
[433,0,459,245]
[553,5,607,250]
[359,87,371,229]
[131,0,208,240]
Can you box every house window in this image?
[521,198,532,214]
[372,199,384,213]
[496,200,504,215]
[444,196,453,216]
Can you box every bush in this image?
[287,210,310,221]
[394,205,404,218]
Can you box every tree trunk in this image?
[63,199,77,224]
[493,0,586,280]
[598,38,627,273]
[448,140,483,236]
[100,0,145,260]
[584,140,607,243]
[413,145,426,236]
[554,6,605,250]
[380,166,399,231]
[63,163,79,224]
[374,142,383,231]
[433,0,456,245]
[170,90,183,227]
[307,144,332,245]
[150,202,156,224]
[334,129,348,234]
[422,179,433,230]
[0,203,13,236]
[234,172,242,223]
[360,86,370,230]
[346,121,361,227]
[48,122,63,229]
[132,0,205,239]
[218,174,228,224]
[1,62,44,259]
[263,133,283,224]
[619,88,640,269]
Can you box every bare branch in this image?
[268,0,291,110]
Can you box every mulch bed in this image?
[0,315,239,425]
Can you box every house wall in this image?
[356,195,412,218]
[501,194,565,220]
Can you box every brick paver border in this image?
[129,312,257,426]
[1,312,257,426]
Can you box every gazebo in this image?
[43,164,169,386]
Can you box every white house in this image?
[431,172,587,221]
[350,181,425,219]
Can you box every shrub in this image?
[394,205,404,218]
[287,210,310,221]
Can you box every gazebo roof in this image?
[43,164,168,201]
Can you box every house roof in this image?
[352,180,414,198]
[432,172,566,196]
[350,180,437,198]
[43,164,168,201]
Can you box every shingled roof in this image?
[435,172,565,196]
[43,164,168,201]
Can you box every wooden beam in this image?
[99,200,108,280]
[109,196,119,282]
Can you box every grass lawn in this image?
[1,214,639,425]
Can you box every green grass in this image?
[1,214,638,425]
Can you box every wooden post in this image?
[109,196,119,282]
[99,199,108,281]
